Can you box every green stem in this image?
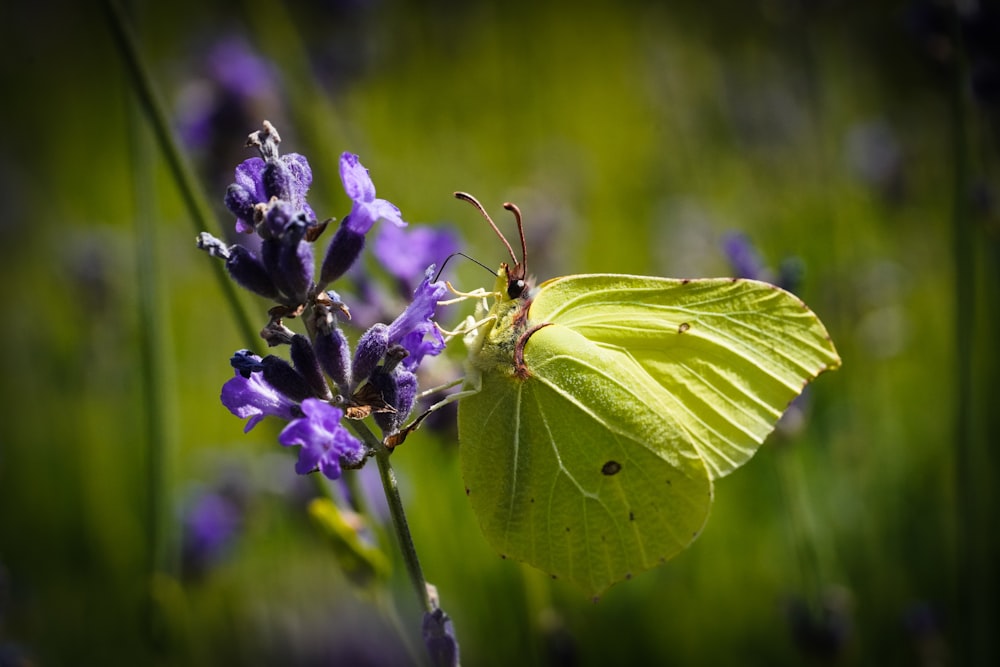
[947,11,990,665]
[103,0,262,355]
[126,42,175,649]
[348,421,433,614]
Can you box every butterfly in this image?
[450,193,841,597]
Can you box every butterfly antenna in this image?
[433,251,496,282]
[503,201,528,276]
[454,192,519,266]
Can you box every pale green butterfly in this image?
[448,193,841,597]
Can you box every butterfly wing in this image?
[459,322,713,596]
[527,274,842,479]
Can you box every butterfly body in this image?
[458,264,840,595]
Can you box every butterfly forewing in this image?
[527,275,842,479]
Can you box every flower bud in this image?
[278,219,314,304]
[423,607,459,667]
[351,323,388,386]
[319,220,366,286]
[290,334,331,400]
[261,355,314,403]
[226,245,280,300]
[230,349,265,378]
[224,183,257,229]
[259,237,285,296]
[263,157,293,202]
[261,199,295,240]
[315,325,352,394]
[371,365,416,434]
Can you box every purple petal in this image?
[224,184,257,233]
[234,157,267,202]
[221,368,298,432]
[284,153,313,205]
[399,323,446,370]
[340,153,375,203]
[278,398,364,480]
[344,200,406,235]
[387,274,448,345]
[345,202,379,235]
[371,198,406,227]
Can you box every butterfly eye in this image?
[507,279,527,299]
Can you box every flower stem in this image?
[347,421,433,614]
[103,0,262,355]
[947,13,986,664]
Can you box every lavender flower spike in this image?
[279,398,366,480]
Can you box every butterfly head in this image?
[455,192,530,302]
[500,262,529,301]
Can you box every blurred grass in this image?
[1,0,997,665]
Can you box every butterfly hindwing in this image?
[459,322,713,596]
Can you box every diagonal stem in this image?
[347,420,433,614]
[103,0,262,355]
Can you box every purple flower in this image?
[175,36,278,149]
[340,153,406,234]
[207,35,276,98]
[721,232,768,282]
[224,153,316,234]
[398,324,446,371]
[279,398,365,480]
[221,354,299,432]
[374,223,459,285]
[721,231,801,292]
[423,607,460,667]
[387,269,448,369]
[226,158,267,233]
[181,490,244,578]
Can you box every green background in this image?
[1,0,997,664]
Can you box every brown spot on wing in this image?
[601,460,622,475]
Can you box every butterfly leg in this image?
[383,373,483,449]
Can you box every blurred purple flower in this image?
[721,231,802,293]
[175,36,278,150]
[721,231,769,282]
[423,607,460,667]
[374,222,460,286]
[181,490,244,579]
[207,35,276,98]
[279,398,365,480]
